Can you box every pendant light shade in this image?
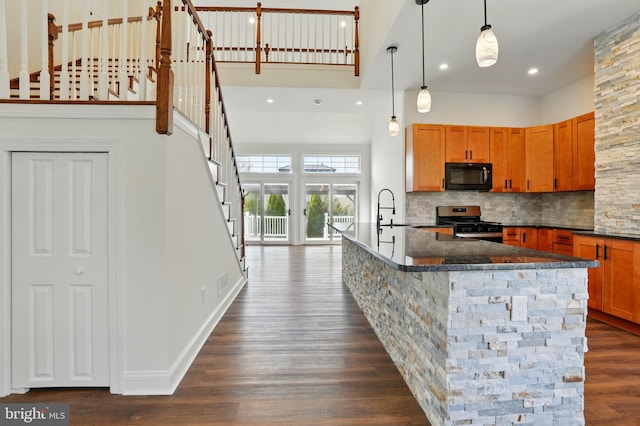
[417,87,431,113]
[476,0,498,67]
[389,116,400,136]
[387,46,399,137]
[416,0,431,113]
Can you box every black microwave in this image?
[445,162,492,191]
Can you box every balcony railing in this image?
[196,2,360,76]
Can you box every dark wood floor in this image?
[3,245,640,425]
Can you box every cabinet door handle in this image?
[442,178,445,188]
[604,245,608,261]
[523,232,526,243]
[527,180,530,190]
[554,178,558,189]
[470,150,473,160]
[465,150,468,160]
[595,244,600,259]
[504,179,508,189]
[509,179,512,189]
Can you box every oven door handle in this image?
[454,232,503,239]
[483,166,488,183]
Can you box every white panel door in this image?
[12,152,109,388]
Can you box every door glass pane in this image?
[331,184,356,234]
[263,183,290,242]
[242,183,261,242]
[305,184,330,241]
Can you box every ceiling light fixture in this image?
[439,63,449,70]
[476,0,498,67]
[528,68,539,75]
[416,0,431,113]
[387,46,400,137]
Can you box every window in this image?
[302,155,361,174]
[237,155,292,173]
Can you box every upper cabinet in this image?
[445,126,490,163]
[553,112,595,192]
[525,124,554,192]
[491,128,525,192]
[553,119,573,191]
[405,113,594,193]
[406,124,445,192]
[573,112,595,191]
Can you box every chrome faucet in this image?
[376,188,396,229]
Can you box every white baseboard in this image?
[121,275,247,395]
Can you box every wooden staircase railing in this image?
[196,2,360,76]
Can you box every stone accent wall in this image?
[594,12,640,237]
[406,191,594,229]
[342,237,588,426]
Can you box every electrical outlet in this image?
[511,296,527,321]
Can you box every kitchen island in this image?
[335,223,597,426]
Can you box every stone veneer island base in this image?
[339,226,594,426]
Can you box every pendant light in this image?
[476,0,498,67]
[416,0,431,113]
[387,46,400,137]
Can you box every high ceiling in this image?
[195,0,640,145]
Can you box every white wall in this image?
[540,75,595,124]
[0,104,244,396]
[371,90,405,224]
[402,90,542,128]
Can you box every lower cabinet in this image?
[573,235,640,323]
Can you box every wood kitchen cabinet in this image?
[520,228,538,249]
[553,112,595,192]
[552,229,574,256]
[553,119,573,191]
[445,126,490,163]
[490,127,525,192]
[573,112,595,191]
[574,235,640,323]
[502,227,521,247]
[502,227,537,248]
[406,124,445,192]
[537,228,553,252]
[525,124,554,192]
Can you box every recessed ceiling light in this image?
[340,20,346,28]
[266,98,274,103]
[528,68,539,75]
[249,16,256,24]
[439,63,449,70]
[356,100,363,106]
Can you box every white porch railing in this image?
[244,213,288,239]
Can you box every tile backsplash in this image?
[406,191,594,229]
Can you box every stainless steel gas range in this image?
[435,206,503,243]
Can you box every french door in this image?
[303,182,357,243]
[242,182,291,244]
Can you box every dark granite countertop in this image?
[332,223,598,272]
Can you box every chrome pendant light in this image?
[476,0,498,67]
[416,0,431,113]
[387,46,400,137]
